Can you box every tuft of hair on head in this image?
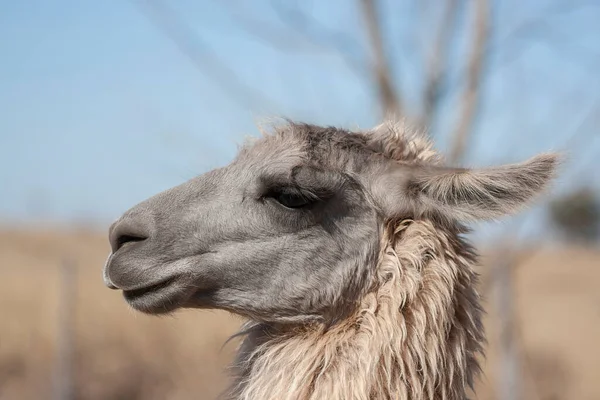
[367,119,442,164]
[254,116,287,137]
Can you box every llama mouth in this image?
[123,277,175,299]
[122,276,188,314]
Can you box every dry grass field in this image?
[0,228,598,399]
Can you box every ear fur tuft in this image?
[409,153,561,221]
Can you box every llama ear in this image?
[374,153,560,222]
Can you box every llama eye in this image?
[273,192,312,209]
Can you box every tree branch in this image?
[226,11,325,53]
[420,0,460,132]
[359,0,402,118]
[438,0,598,124]
[133,0,278,111]
[448,0,490,164]
[269,0,367,77]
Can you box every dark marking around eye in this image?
[258,165,349,211]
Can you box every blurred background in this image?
[1,0,599,399]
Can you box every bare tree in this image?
[448,0,490,164]
[420,0,459,131]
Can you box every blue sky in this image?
[1,0,599,238]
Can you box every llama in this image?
[103,121,558,400]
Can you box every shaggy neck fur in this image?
[229,219,484,400]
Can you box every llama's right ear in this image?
[373,153,560,222]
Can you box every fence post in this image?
[493,252,521,400]
[54,259,76,400]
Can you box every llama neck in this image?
[231,220,484,400]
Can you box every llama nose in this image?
[109,213,153,254]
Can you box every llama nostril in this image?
[114,233,147,252]
[109,215,153,253]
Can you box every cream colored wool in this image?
[233,218,483,400]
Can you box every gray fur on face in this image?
[103,121,558,323]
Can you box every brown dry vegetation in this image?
[0,228,598,399]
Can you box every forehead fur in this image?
[237,120,441,171]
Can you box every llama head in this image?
[103,121,558,322]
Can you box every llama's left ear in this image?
[374,153,561,222]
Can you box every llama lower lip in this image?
[122,277,175,298]
[122,277,187,314]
